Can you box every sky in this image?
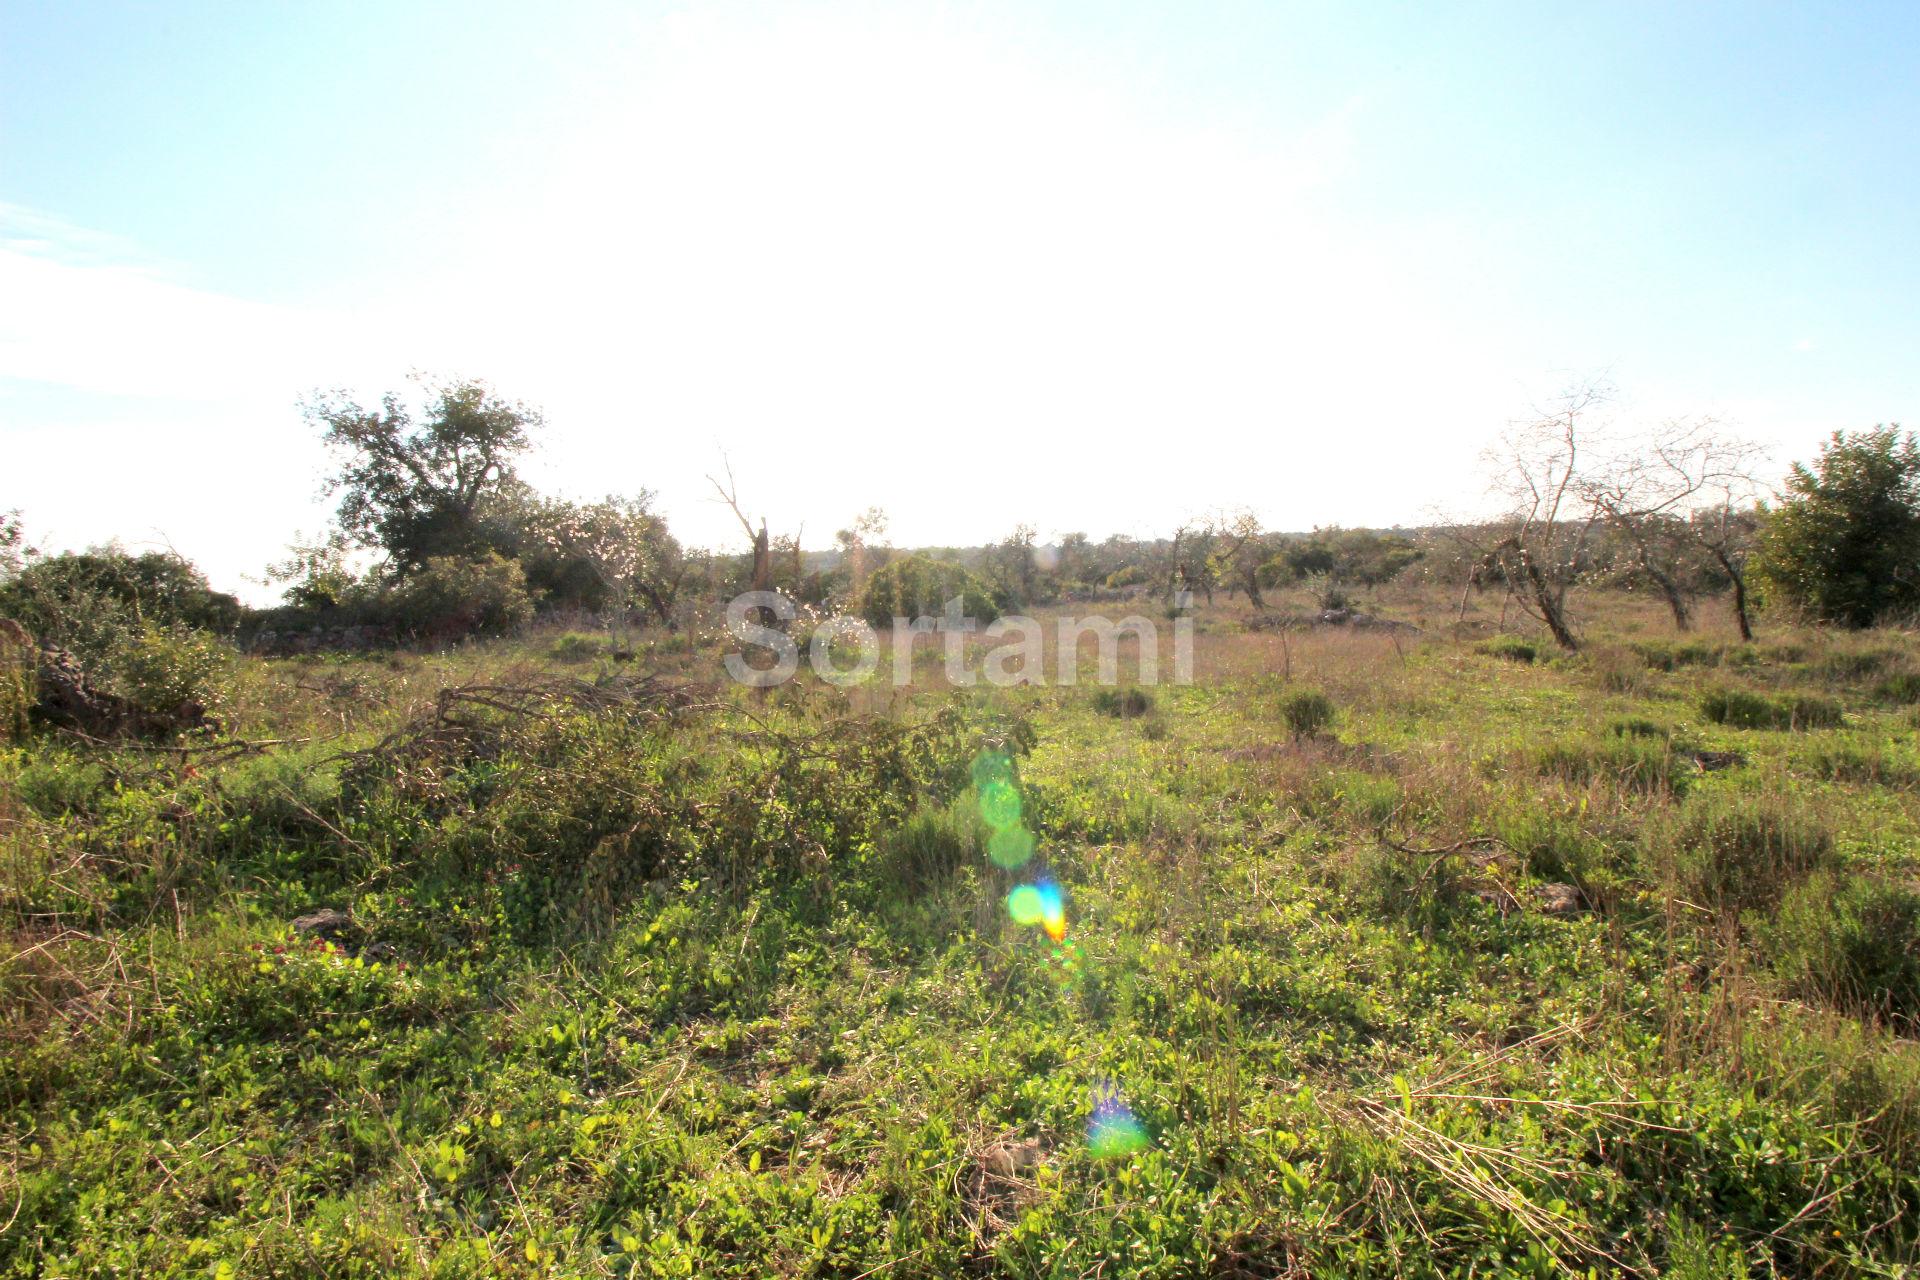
[3,0,1917,601]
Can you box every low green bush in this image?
[1818,647,1906,682]
[1669,789,1834,911]
[1700,687,1844,731]
[1873,671,1920,704]
[1279,688,1336,739]
[1535,735,1689,796]
[1796,739,1918,787]
[547,631,604,663]
[0,626,29,742]
[1765,871,1920,1023]
[1476,636,1536,663]
[1091,686,1153,718]
[112,623,233,718]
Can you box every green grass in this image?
[3,599,1919,1278]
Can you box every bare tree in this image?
[1476,384,1610,652]
[1583,418,1766,635]
[706,457,770,595]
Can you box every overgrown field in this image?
[3,592,1919,1278]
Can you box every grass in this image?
[2,587,1919,1277]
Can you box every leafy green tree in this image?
[306,375,538,573]
[1757,426,1920,627]
[859,556,1000,628]
[0,509,31,578]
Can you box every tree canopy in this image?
[306,375,538,573]
[1757,425,1920,627]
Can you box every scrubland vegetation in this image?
[3,389,1919,1277]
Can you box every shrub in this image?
[1670,790,1834,911]
[0,549,241,643]
[547,631,604,663]
[388,554,534,642]
[1755,425,1920,627]
[1699,687,1844,731]
[859,556,1000,629]
[1476,636,1536,664]
[0,624,29,742]
[1608,717,1669,739]
[1091,687,1153,719]
[1797,740,1917,787]
[1874,671,1920,704]
[110,624,233,720]
[1104,565,1145,590]
[1764,871,1920,1023]
[1535,735,1688,796]
[1280,689,1336,739]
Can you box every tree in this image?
[0,510,32,579]
[542,496,686,646]
[707,458,771,597]
[264,531,360,610]
[1757,426,1920,627]
[1266,528,1423,600]
[993,524,1039,606]
[307,375,538,573]
[834,507,890,601]
[1582,419,1765,635]
[1205,512,1272,609]
[1467,384,1610,652]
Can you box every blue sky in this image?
[3,1,1916,597]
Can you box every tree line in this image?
[2,376,1917,697]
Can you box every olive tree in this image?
[306,375,538,573]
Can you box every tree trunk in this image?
[1714,548,1753,641]
[1642,555,1692,632]
[1518,549,1579,652]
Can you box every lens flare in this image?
[970,750,1014,789]
[1006,879,1066,939]
[977,780,1022,830]
[1088,1082,1149,1158]
[987,824,1036,868]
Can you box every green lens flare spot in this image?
[1007,885,1045,926]
[977,780,1022,830]
[988,825,1035,868]
[970,751,1015,790]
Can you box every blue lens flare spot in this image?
[1088,1082,1149,1159]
